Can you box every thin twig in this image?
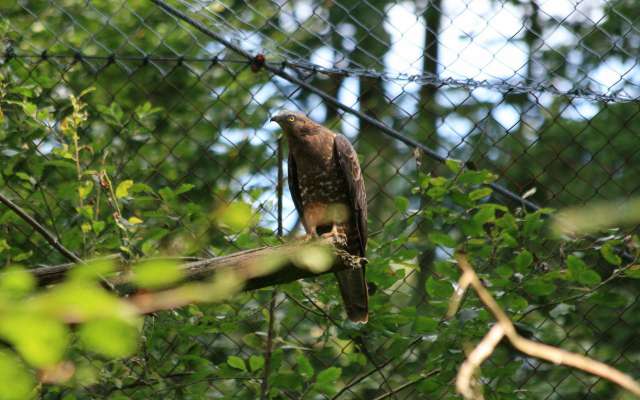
[517,257,639,321]
[38,186,61,239]
[330,334,428,400]
[299,291,396,400]
[284,293,325,318]
[0,191,82,263]
[446,271,472,319]
[371,369,441,400]
[260,290,277,400]
[453,252,640,399]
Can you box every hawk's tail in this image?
[335,268,369,323]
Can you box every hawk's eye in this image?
[287,115,295,122]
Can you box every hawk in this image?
[271,110,369,323]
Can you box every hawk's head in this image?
[270,110,320,137]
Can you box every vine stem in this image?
[0,191,82,264]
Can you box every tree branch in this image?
[260,290,278,400]
[29,240,365,296]
[0,191,82,264]
[453,252,640,399]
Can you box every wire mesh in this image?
[2,0,640,399]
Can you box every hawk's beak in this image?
[270,116,279,123]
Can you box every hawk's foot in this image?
[295,233,316,242]
[321,231,347,247]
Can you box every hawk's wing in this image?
[333,134,367,256]
[334,134,369,323]
[287,153,304,219]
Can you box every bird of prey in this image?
[271,110,369,323]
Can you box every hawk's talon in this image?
[321,231,347,246]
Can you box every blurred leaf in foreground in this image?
[79,318,139,358]
[552,198,640,236]
[132,259,184,289]
[212,201,257,231]
[0,350,34,400]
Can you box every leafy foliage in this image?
[1,1,640,399]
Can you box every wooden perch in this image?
[30,240,365,293]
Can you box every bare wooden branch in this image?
[0,191,83,264]
[456,324,505,400]
[453,252,640,399]
[30,240,364,295]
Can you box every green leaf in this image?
[567,255,601,286]
[495,265,513,279]
[428,232,456,248]
[623,265,640,279]
[469,187,493,201]
[458,170,495,185]
[214,201,255,231]
[79,318,138,358]
[292,245,334,273]
[15,172,35,186]
[92,220,106,234]
[0,314,69,367]
[417,377,442,394]
[115,180,134,198]
[132,260,183,289]
[566,255,586,274]
[426,186,447,199]
[394,196,409,212]
[272,373,302,390]
[227,355,246,371]
[503,294,528,312]
[445,159,461,173]
[426,277,453,298]
[77,180,93,200]
[158,187,175,202]
[69,259,115,281]
[44,159,76,171]
[29,281,133,321]
[514,251,533,271]
[0,266,35,297]
[523,212,544,237]
[242,333,263,349]
[128,216,143,225]
[589,290,628,308]
[316,367,341,385]
[0,350,35,400]
[523,279,555,296]
[415,316,438,333]
[249,355,264,372]
[600,243,622,266]
[296,354,314,378]
[578,269,601,286]
[175,183,195,195]
[130,182,154,194]
[430,177,448,186]
[21,101,37,117]
[473,206,496,225]
[499,232,517,247]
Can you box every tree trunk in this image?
[414,0,442,305]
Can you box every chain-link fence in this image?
[2,0,640,399]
